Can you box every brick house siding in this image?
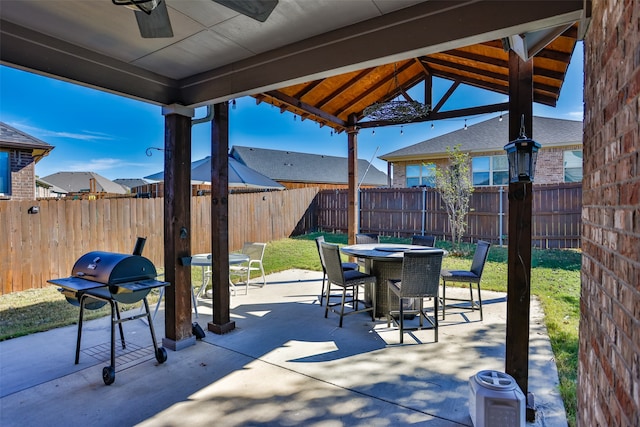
[9,149,36,200]
[390,145,581,187]
[579,0,640,426]
[0,122,53,201]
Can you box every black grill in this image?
[48,243,169,385]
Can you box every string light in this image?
[431,123,435,129]
[372,129,375,136]
[499,112,503,122]
[232,99,237,109]
[464,119,468,130]
[294,114,297,121]
[400,126,404,135]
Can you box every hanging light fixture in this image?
[504,115,541,183]
[363,63,430,122]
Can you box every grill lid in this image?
[72,251,157,285]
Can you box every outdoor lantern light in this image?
[504,115,541,183]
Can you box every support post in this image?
[505,50,535,421]
[161,104,196,351]
[208,102,235,334]
[346,114,359,245]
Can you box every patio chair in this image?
[315,236,359,306]
[355,233,380,268]
[229,242,267,294]
[441,240,491,321]
[411,234,436,247]
[355,233,380,244]
[320,242,376,327]
[387,249,444,343]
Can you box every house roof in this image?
[0,122,54,162]
[113,178,150,191]
[35,178,68,195]
[40,172,127,194]
[379,114,583,161]
[231,146,388,187]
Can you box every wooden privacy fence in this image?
[317,183,582,249]
[0,187,318,295]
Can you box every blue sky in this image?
[0,43,583,181]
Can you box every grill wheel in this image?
[102,366,116,385]
[156,348,168,364]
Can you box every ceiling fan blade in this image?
[134,0,173,38]
[212,0,278,22]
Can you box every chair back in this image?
[315,236,327,272]
[320,242,346,286]
[411,235,436,247]
[356,233,379,244]
[470,240,491,278]
[398,250,444,298]
[242,242,266,261]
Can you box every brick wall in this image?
[9,149,35,201]
[579,0,640,426]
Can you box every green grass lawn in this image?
[0,233,581,426]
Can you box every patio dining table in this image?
[191,253,250,301]
[340,243,446,317]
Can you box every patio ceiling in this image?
[1,1,589,132]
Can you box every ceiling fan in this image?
[112,0,279,39]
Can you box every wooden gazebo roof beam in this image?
[293,79,324,100]
[315,67,377,110]
[262,90,347,129]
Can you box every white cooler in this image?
[469,370,525,427]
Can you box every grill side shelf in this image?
[48,277,107,292]
[111,279,170,293]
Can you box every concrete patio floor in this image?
[0,269,566,426]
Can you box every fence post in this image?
[421,186,427,236]
[499,186,504,246]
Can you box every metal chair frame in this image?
[320,242,376,327]
[229,242,267,294]
[387,250,444,343]
[441,240,491,321]
[315,236,358,306]
[411,234,437,247]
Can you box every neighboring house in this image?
[0,122,54,200]
[41,172,127,196]
[35,178,68,199]
[379,115,583,188]
[231,146,388,189]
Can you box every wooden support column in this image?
[505,50,535,420]
[346,114,359,245]
[161,104,196,351]
[208,102,234,334]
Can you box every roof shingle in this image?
[231,146,388,186]
[380,115,582,160]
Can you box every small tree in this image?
[434,144,474,252]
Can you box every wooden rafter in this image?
[252,25,579,132]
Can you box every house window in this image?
[472,155,508,186]
[564,150,583,182]
[0,151,9,195]
[406,163,435,187]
